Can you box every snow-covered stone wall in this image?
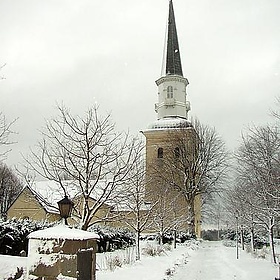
[27,224,99,280]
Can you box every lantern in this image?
[57,196,74,225]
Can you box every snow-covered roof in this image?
[28,180,79,214]
[27,179,133,213]
[145,117,192,131]
[24,181,77,215]
[24,178,154,215]
[27,182,65,214]
[28,224,99,240]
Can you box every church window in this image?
[174,147,180,158]
[167,86,173,98]
[157,147,163,158]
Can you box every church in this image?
[142,0,201,238]
[7,0,202,238]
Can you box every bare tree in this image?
[0,64,17,159]
[150,181,190,244]
[116,155,157,260]
[0,112,16,159]
[226,182,257,252]
[25,104,144,230]
[149,118,228,235]
[0,63,6,80]
[230,125,280,263]
[271,96,280,121]
[0,163,23,219]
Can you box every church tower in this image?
[142,0,201,238]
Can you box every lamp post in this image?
[57,196,74,225]
[235,211,239,260]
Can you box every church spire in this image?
[154,0,190,121]
[165,0,183,76]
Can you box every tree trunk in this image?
[250,228,254,254]
[240,227,245,250]
[269,217,276,263]
[173,230,177,249]
[158,230,163,245]
[136,231,141,261]
[250,215,254,254]
[188,200,196,237]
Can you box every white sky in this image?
[1,0,280,167]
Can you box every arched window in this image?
[157,147,163,158]
[167,86,173,98]
[174,147,180,158]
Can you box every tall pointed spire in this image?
[154,0,190,122]
[165,0,183,76]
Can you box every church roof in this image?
[165,0,183,76]
[19,180,146,213]
[146,117,192,131]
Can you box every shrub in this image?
[0,220,135,256]
[163,243,172,251]
[106,255,123,271]
[142,243,167,257]
[96,246,136,271]
[140,231,193,246]
[221,228,269,249]
[222,240,236,247]
[88,225,135,253]
[0,218,54,256]
[202,229,220,241]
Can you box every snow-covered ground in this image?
[0,240,279,280]
[0,254,27,280]
[97,241,199,280]
[174,241,278,280]
[97,241,279,280]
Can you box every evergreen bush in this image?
[88,224,135,253]
[0,220,134,256]
[0,218,53,256]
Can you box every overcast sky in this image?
[1,0,280,167]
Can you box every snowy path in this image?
[0,240,278,279]
[173,241,277,280]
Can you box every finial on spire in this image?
[165,0,183,76]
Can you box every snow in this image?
[27,179,131,214]
[0,254,27,280]
[96,241,278,280]
[145,117,192,131]
[0,240,279,280]
[174,241,277,280]
[96,242,197,280]
[27,180,78,212]
[95,240,279,280]
[28,224,99,240]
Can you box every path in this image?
[173,241,277,280]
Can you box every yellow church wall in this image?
[7,188,60,222]
[7,187,113,227]
[72,196,112,225]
